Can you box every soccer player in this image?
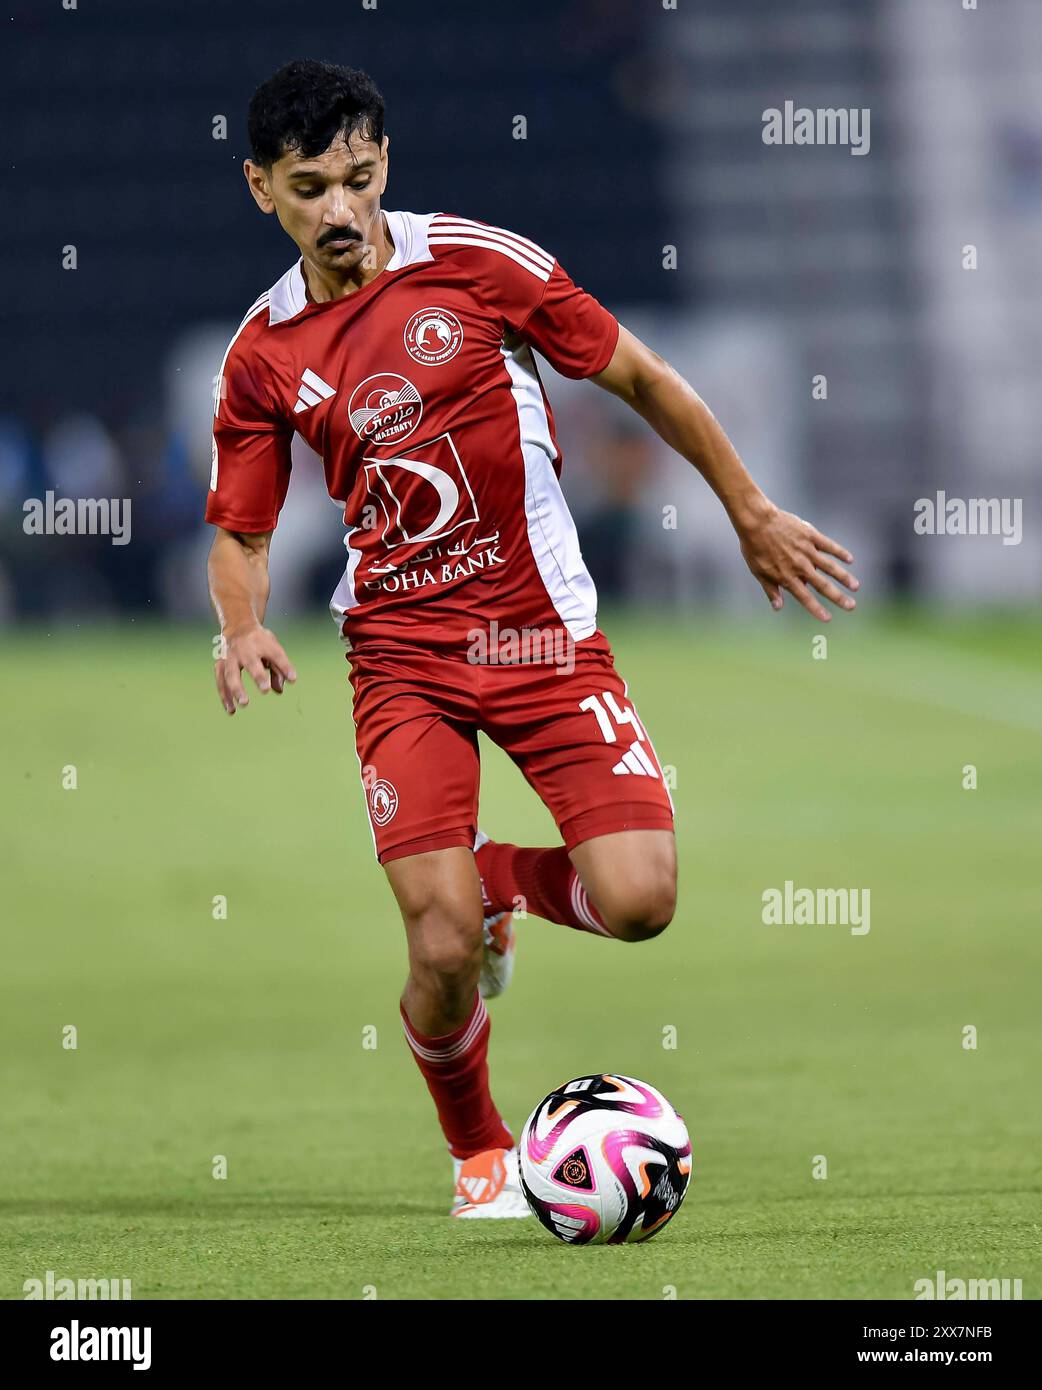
[206,60,859,1218]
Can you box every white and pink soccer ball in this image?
[519,1074,692,1244]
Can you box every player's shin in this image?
[399,992,514,1159]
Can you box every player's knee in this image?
[601,878,676,942]
[406,904,483,992]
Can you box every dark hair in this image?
[247,59,385,167]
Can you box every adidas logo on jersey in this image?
[293,367,337,414]
[611,740,659,778]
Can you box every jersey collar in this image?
[267,210,428,325]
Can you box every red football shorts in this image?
[347,640,675,864]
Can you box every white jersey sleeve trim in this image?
[429,215,554,283]
[431,215,554,272]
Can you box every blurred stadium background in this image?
[2,0,1039,1302]
[2,0,1039,620]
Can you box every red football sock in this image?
[400,992,515,1160]
[476,842,611,936]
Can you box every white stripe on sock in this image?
[402,998,489,1064]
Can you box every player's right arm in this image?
[208,527,296,714]
[205,310,297,714]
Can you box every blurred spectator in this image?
[579,420,658,602]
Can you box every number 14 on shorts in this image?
[579,691,646,744]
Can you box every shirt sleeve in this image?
[205,332,293,534]
[515,260,620,380]
[435,218,620,380]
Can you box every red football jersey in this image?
[206,211,620,653]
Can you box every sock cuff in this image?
[567,868,611,935]
[400,993,488,1063]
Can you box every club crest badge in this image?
[404,307,464,366]
[368,778,399,827]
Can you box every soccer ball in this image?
[519,1074,691,1244]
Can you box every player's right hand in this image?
[214,624,298,714]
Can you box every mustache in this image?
[318,227,364,248]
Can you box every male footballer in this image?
[206,60,859,1217]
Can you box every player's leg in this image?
[385,846,529,1217]
[348,647,527,1216]
[391,846,484,1037]
[478,651,676,942]
[568,827,676,940]
[385,847,508,1136]
[477,828,675,942]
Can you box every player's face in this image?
[245,129,390,272]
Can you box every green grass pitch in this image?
[2,610,1039,1299]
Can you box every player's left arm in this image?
[590,325,859,621]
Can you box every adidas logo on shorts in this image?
[611,739,659,778]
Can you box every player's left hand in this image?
[738,505,859,621]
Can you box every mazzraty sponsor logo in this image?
[24,1270,132,1300]
[762,881,870,936]
[22,491,131,546]
[914,1269,1023,1300]
[50,1320,151,1371]
[762,100,870,155]
[913,492,1022,546]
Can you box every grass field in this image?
[2,609,1040,1300]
